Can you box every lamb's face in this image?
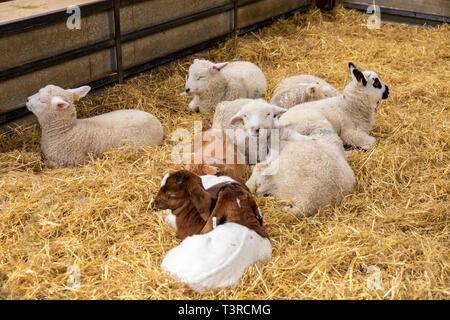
[230,101,287,136]
[362,71,389,103]
[348,63,389,105]
[185,59,227,95]
[26,85,91,124]
[26,86,52,119]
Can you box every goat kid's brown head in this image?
[152,170,212,221]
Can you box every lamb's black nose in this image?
[185,88,190,93]
[151,201,157,211]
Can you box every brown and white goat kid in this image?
[153,170,271,292]
[152,170,239,240]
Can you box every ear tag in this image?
[257,207,263,219]
[310,88,314,98]
[320,128,334,135]
[212,217,217,229]
[175,176,183,184]
[241,119,245,126]
[359,79,363,87]
[73,93,80,101]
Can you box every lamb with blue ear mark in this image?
[246,127,355,217]
[183,59,267,113]
[278,62,389,150]
[270,74,340,109]
[26,84,164,166]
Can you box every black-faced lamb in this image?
[279,63,389,150]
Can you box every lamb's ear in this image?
[186,175,212,221]
[211,62,228,72]
[230,111,244,125]
[51,96,70,109]
[68,86,91,100]
[349,62,367,86]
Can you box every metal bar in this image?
[343,3,449,23]
[0,106,29,125]
[238,0,261,7]
[113,0,124,83]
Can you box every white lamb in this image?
[246,129,356,217]
[227,99,313,162]
[184,59,267,113]
[211,98,254,132]
[270,74,339,109]
[26,84,164,166]
[161,222,271,292]
[279,63,389,150]
[212,99,303,162]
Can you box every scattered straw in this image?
[0,7,449,299]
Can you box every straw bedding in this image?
[0,7,448,299]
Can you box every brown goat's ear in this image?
[186,176,212,221]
